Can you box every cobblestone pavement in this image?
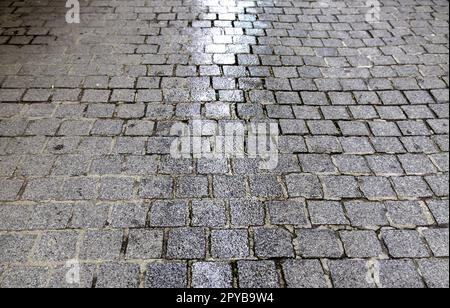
[0,0,449,288]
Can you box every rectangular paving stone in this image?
[321,175,362,199]
[282,260,328,288]
[32,231,78,262]
[379,260,425,288]
[382,230,430,258]
[230,199,265,227]
[176,176,209,198]
[109,203,149,228]
[99,177,135,200]
[422,228,449,257]
[286,174,323,198]
[166,227,206,260]
[254,227,295,258]
[95,263,140,289]
[418,259,449,288]
[308,200,349,225]
[340,231,383,258]
[427,200,449,225]
[0,233,37,263]
[192,200,227,227]
[145,262,188,288]
[329,260,376,288]
[1,266,50,288]
[192,262,233,288]
[126,229,164,259]
[80,230,123,261]
[149,200,187,227]
[344,201,389,228]
[139,176,173,199]
[386,201,430,227]
[211,229,250,259]
[238,261,279,288]
[267,200,309,226]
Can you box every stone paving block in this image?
[192,200,227,227]
[48,264,95,288]
[426,200,449,226]
[333,155,371,175]
[308,201,349,225]
[126,229,164,259]
[109,203,149,228]
[249,175,283,198]
[60,177,98,200]
[139,176,173,199]
[254,227,295,258]
[297,229,344,258]
[366,155,403,176]
[150,200,187,227]
[211,229,250,259]
[238,261,279,288]
[282,260,327,288]
[1,266,50,288]
[70,203,109,229]
[80,230,123,261]
[392,176,434,199]
[176,176,209,198]
[0,233,37,263]
[96,263,140,289]
[340,231,383,258]
[359,176,397,200]
[329,260,375,288]
[267,200,309,226]
[166,227,206,260]
[33,231,78,261]
[145,262,187,288]
[418,259,449,288]
[22,178,62,201]
[213,175,247,198]
[379,260,425,288]
[425,174,449,197]
[382,230,430,258]
[192,262,233,288]
[99,177,135,200]
[322,175,362,199]
[53,155,91,176]
[422,228,449,257]
[386,201,430,227]
[299,154,336,173]
[286,174,323,198]
[0,178,23,201]
[344,201,389,228]
[230,199,265,227]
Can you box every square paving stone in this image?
[99,177,135,200]
[211,229,250,259]
[267,200,309,226]
[297,229,344,258]
[176,176,209,198]
[359,176,397,200]
[213,175,247,198]
[70,203,109,229]
[192,200,227,227]
[249,175,284,198]
[80,230,123,261]
[126,229,164,259]
[0,178,23,201]
[427,200,449,225]
[344,201,389,228]
[386,201,430,227]
[282,260,328,288]
[149,200,188,227]
[340,231,383,258]
[33,231,79,261]
[96,263,140,288]
[230,199,265,227]
[0,233,37,263]
[382,230,430,258]
[109,203,149,228]
[145,262,188,288]
[422,228,449,257]
[329,260,376,288]
[308,201,349,225]
[285,174,323,198]
[192,262,233,288]
[238,261,280,288]
[1,266,50,288]
[379,260,425,288]
[418,259,449,288]
[392,176,434,199]
[321,175,362,199]
[48,264,95,289]
[139,176,174,199]
[166,228,206,260]
[253,227,295,258]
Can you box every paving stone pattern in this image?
[0,0,448,288]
